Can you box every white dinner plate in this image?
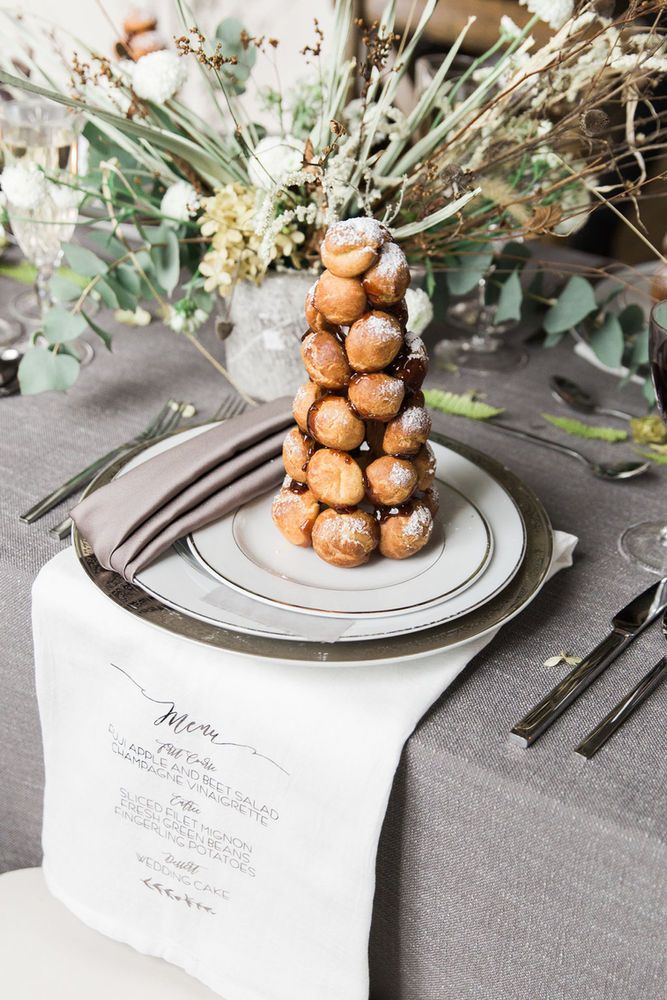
[121,428,527,642]
[187,481,492,618]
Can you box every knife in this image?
[510,577,667,748]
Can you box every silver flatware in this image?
[510,577,667,747]
[550,375,636,422]
[22,399,185,526]
[212,395,247,421]
[48,400,196,540]
[486,420,650,481]
[575,611,667,759]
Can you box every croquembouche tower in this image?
[272,219,438,567]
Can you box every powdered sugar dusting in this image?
[397,405,430,434]
[326,218,387,250]
[402,503,433,539]
[369,241,408,280]
[387,462,415,488]
[363,311,401,341]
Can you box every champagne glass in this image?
[0,93,91,361]
[619,301,667,572]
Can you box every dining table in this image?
[1,249,666,1000]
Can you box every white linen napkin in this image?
[33,532,576,1000]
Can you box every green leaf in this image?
[116,263,141,296]
[18,347,80,394]
[81,310,113,351]
[618,303,646,338]
[94,278,119,310]
[0,261,37,284]
[42,307,87,345]
[63,244,107,278]
[542,413,628,443]
[88,230,128,260]
[635,447,667,465]
[588,313,624,369]
[424,389,503,420]
[104,274,136,311]
[50,273,84,303]
[643,376,657,407]
[543,276,598,334]
[150,225,179,296]
[630,327,649,368]
[494,269,522,325]
[543,330,564,348]
[446,250,493,297]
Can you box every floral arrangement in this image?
[0,0,666,399]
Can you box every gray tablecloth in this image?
[1,267,666,999]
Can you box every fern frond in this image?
[424,389,504,420]
[542,413,628,443]
[635,446,667,465]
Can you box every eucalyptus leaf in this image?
[63,243,107,278]
[43,306,87,345]
[82,310,113,351]
[104,274,137,311]
[18,347,80,394]
[631,327,649,368]
[116,263,142,295]
[618,303,646,338]
[50,273,84,303]
[94,278,120,310]
[494,269,522,325]
[446,251,493,297]
[543,330,564,348]
[588,313,624,369]
[543,276,597,334]
[150,225,180,296]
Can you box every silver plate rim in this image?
[73,431,553,665]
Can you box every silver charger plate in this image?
[73,431,553,665]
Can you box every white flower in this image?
[500,15,522,39]
[520,0,574,30]
[247,135,303,190]
[114,307,152,327]
[1,162,47,210]
[48,179,84,210]
[167,301,209,335]
[160,181,199,224]
[132,50,187,104]
[405,287,434,336]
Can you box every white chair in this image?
[0,868,219,999]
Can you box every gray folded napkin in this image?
[71,397,292,582]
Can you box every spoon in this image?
[550,375,636,422]
[486,420,650,481]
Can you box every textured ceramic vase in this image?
[222,270,316,401]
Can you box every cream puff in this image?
[314,270,368,325]
[362,241,411,306]
[412,442,437,490]
[301,330,351,390]
[365,455,417,506]
[348,373,405,422]
[390,329,428,390]
[311,508,379,567]
[306,448,365,508]
[293,381,323,433]
[305,282,340,335]
[383,404,432,456]
[307,394,365,451]
[378,499,433,559]
[345,310,404,372]
[319,217,389,278]
[272,483,320,547]
[282,427,316,482]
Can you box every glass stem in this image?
[35,265,53,324]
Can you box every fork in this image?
[21,399,185,526]
[47,401,193,541]
[212,395,247,421]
